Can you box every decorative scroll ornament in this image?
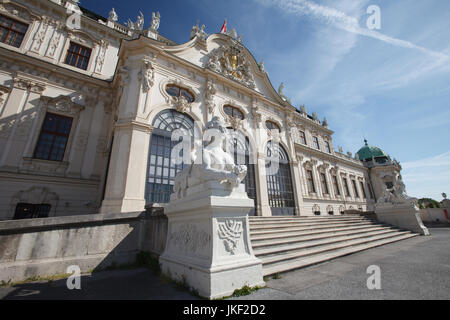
[205,43,255,89]
[204,79,216,113]
[218,219,243,254]
[139,59,154,92]
[171,96,190,113]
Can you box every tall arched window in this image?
[145,109,194,203]
[227,130,257,215]
[266,141,295,216]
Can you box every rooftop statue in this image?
[151,11,160,31]
[127,11,144,31]
[108,8,118,22]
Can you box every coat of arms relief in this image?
[205,42,256,89]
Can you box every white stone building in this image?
[0,0,404,221]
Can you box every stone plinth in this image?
[375,202,430,236]
[159,181,264,299]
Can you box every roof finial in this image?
[364,138,368,146]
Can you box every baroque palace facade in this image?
[0,0,403,220]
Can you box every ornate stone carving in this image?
[277,82,291,104]
[0,85,11,105]
[94,40,109,73]
[205,43,255,89]
[168,223,211,254]
[150,11,160,31]
[204,79,216,113]
[171,96,190,113]
[139,58,154,92]
[126,12,144,31]
[46,21,64,58]
[31,17,51,53]
[173,117,247,200]
[190,21,208,40]
[13,78,46,94]
[41,95,84,115]
[108,8,118,22]
[218,219,243,255]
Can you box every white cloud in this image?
[401,151,450,200]
[262,0,449,61]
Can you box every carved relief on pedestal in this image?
[168,223,211,255]
[218,219,243,255]
[45,21,65,58]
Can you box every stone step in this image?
[262,233,417,276]
[248,216,367,223]
[251,225,393,248]
[254,229,399,256]
[249,216,366,224]
[250,224,388,241]
[250,221,374,233]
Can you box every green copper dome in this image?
[357,139,388,162]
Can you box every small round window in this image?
[223,105,244,120]
[165,84,195,103]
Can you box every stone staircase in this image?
[249,215,418,276]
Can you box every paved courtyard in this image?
[1,228,449,300]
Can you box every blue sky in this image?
[80,0,450,201]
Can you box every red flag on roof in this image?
[220,19,227,34]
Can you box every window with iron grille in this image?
[325,141,331,153]
[306,169,316,193]
[0,14,28,48]
[352,179,360,198]
[332,175,340,196]
[320,172,329,194]
[65,42,92,70]
[34,113,73,161]
[360,181,367,199]
[367,182,375,199]
[343,177,350,197]
[14,203,51,220]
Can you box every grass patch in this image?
[272,273,282,279]
[0,273,73,288]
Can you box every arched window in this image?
[227,130,257,215]
[223,105,244,120]
[339,205,345,215]
[265,120,280,132]
[165,84,195,103]
[266,141,295,216]
[145,109,194,203]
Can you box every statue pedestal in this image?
[159,181,264,299]
[375,201,430,235]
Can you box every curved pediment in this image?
[162,33,288,106]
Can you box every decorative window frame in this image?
[58,30,101,74]
[0,2,39,53]
[22,95,85,176]
[159,77,198,103]
[326,205,334,215]
[220,101,246,130]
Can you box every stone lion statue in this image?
[172,117,247,200]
